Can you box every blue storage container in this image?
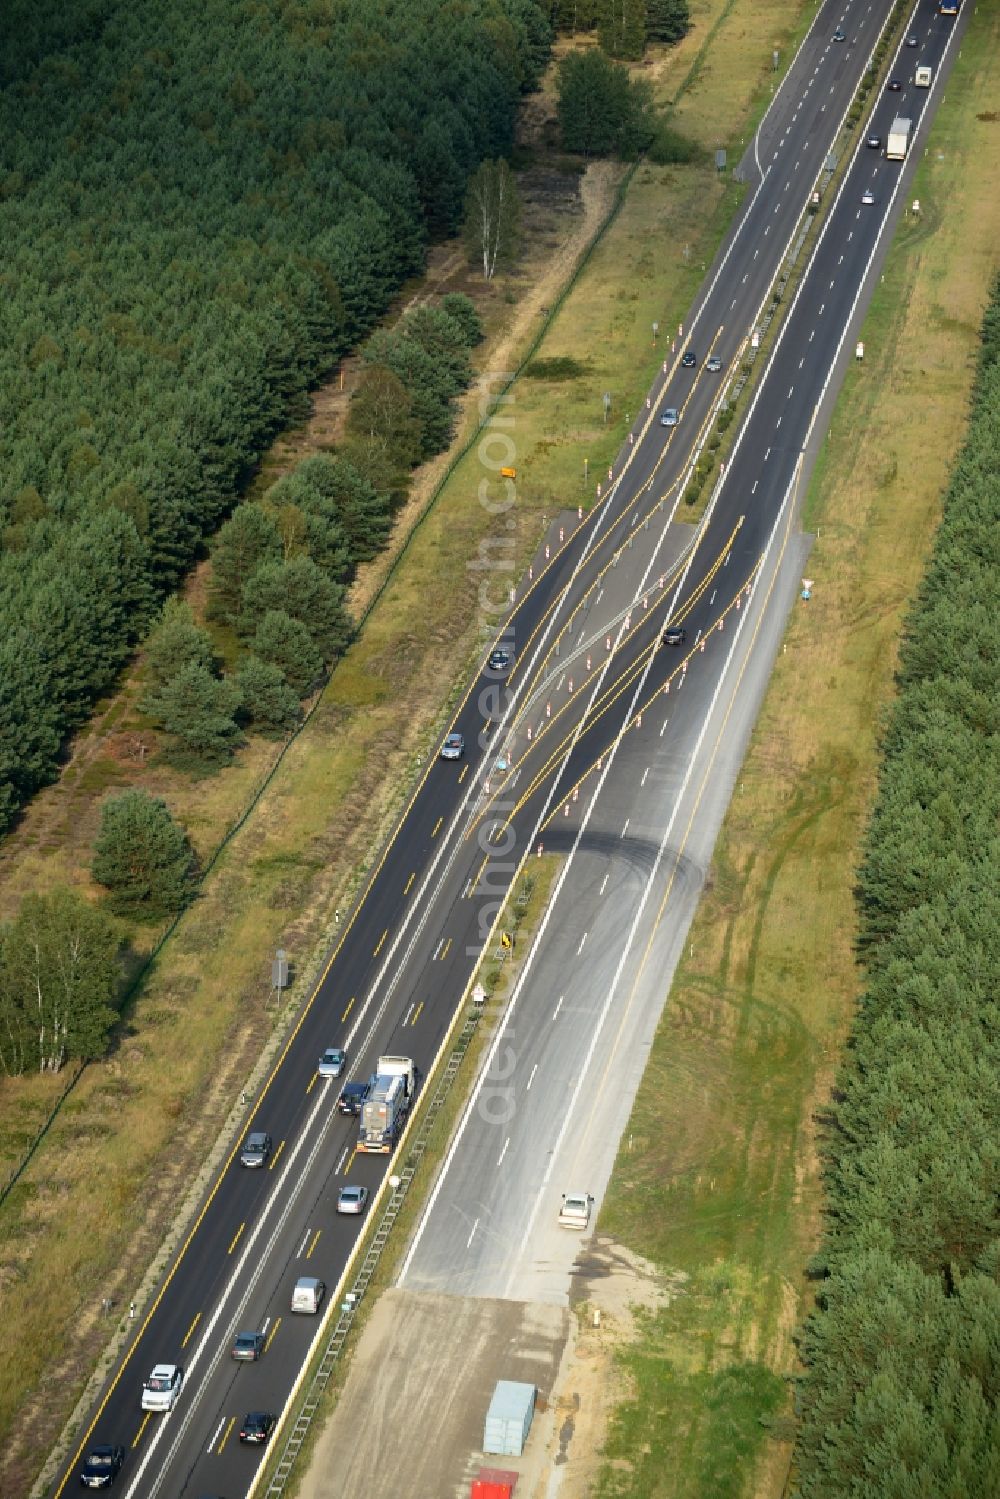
[483,1380,535,1457]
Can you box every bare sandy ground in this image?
[297,1238,673,1499]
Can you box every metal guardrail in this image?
[263,1004,482,1495]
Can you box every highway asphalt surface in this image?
[53,3,965,1497]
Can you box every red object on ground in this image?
[471,1468,518,1499]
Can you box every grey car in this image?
[706,356,723,373]
[318,1047,346,1079]
[337,1184,370,1216]
[231,1331,265,1361]
[239,1131,272,1168]
[660,408,679,427]
[440,732,464,760]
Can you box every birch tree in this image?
[0,890,119,1074]
[463,159,521,281]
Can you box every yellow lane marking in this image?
[306,1072,318,1095]
[343,1148,357,1176]
[341,996,355,1021]
[404,872,415,895]
[306,1230,321,1260]
[373,928,387,956]
[412,1001,425,1025]
[479,548,760,858]
[269,1140,286,1170]
[439,938,452,961]
[432,816,443,837]
[217,1416,237,1454]
[265,1317,282,1353]
[532,559,763,835]
[593,466,798,1105]
[495,523,744,807]
[458,764,469,784]
[227,1223,245,1255]
[181,1312,201,1349]
[132,1413,151,1448]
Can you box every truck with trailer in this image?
[886,117,912,161]
[357,1055,416,1153]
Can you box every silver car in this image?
[660,407,679,427]
[337,1184,369,1216]
[318,1047,346,1078]
[239,1131,272,1168]
[440,732,464,761]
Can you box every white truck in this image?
[358,1055,416,1153]
[886,116,912,161]
[915,65,932,88]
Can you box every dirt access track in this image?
[297,1240,670,1499]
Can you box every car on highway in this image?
[231,1331,265,1361]
[832,27,845,41]
[660,407,679,427]
[79,1445,125,1489]
[290,1275,326,1314]
[662,625,687,647]
[318,1047,346,1079]
[706,355,723,373]
[337,1184,370,1216]
[337,1079,371,1115]
[861,188,875,205]
[681,350,697,368]
[866,133,882,149]
[239,1411,275,1445]
[140,1363,184,1413]
[887,78,902,91]
[906,33,919,46]
[440,732,465,760]
[239,1131,272,1168]
[558,1192,593,1229]
[488,646,512,673]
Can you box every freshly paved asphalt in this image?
[52,3,964,1496]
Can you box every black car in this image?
[231,1331,265,1361]
[488,647,512,673]
[888,78,902,91]
[662,626,687,647]
[832,27,846,41]
[239,1411,276,1445]
[80,1445,125,1489]
[337,1079,371,1115]
[681,350,697,368]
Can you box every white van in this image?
[290,1276,326,1314]
[915,65,932,87]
